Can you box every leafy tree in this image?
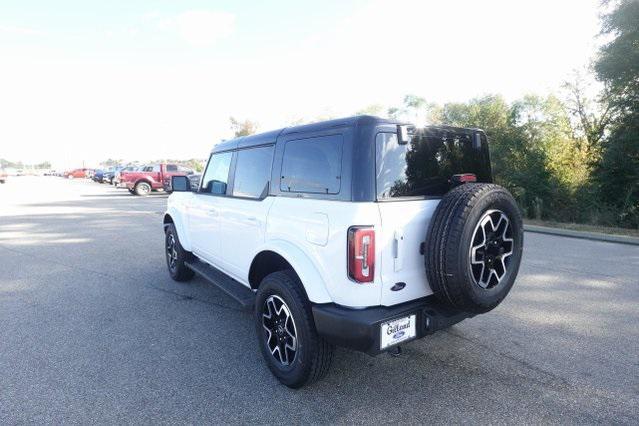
[0,159,24,169]
[356,104,384,116]
[562,72,612,150]
[593,0,639,227]
[230,117,258,137]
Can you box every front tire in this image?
[165,223,195,281]
[255,271,333,388]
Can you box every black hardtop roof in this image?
[211,115,402,153]
[210,115,485,153]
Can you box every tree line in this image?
[355,0,637,229]
[234,2,637,229]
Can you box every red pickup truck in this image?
[122,164,193,196]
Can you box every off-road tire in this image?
[255,270,333,388]
[164,223,195,282]
[425,183,523,313]
[134,181,151,196]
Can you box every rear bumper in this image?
[312,296,473,355]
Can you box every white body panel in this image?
[377,199,439,305]
[167,192,438,308]
[215,196,275,281]
[189,194,223,262]
[265,197,382,308]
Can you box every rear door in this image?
[375,129,492,306]
[215,145,275,282]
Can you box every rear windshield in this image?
[375,128,491,200]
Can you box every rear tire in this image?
[135,181,151,196]
[425,183,523,313]
[165,223,195,282]
[255,270,333,388]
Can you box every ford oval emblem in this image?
[393,330,405,339]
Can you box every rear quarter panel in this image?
[266,197,382,308]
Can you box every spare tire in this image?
[425,183,523,313]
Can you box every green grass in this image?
[525,219,639,238]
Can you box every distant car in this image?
[93,169,105,183]
[113,166,137,187]
[0,167,7,184]
[64,168,88,179]
[122,164,192,196]
[103,166,125,185]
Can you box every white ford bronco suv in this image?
[163,115,524,388]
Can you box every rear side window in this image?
[233,146,274,199]
[280,135,342,194]
[166,164,178,172]
[201,152,232,195]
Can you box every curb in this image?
[524,224,639,246]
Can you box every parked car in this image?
[102,166,123,185]
[93,169,105,183]
[0,166,7,183]
[122,164,191,196]
[113,166,137,187]
[163,115,524,388]
[64,168,88,179]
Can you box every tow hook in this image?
[389,346,402,357]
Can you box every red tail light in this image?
[452,173,477,184]
[348,226,375,283]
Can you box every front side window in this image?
[280,135,342,194]
[201,152,232,195]
[233,146,274,199]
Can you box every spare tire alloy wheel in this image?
[469,210,514,289]
[262,295,297,366]
[425,183,523,314]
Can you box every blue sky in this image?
[0,0,601,167]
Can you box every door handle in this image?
[394,229,404,272]
[207,209,218,217]
[246,216,258,223]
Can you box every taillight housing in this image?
[451,173,477,185]
[348,226,375,283]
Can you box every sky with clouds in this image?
[0,0,602,168]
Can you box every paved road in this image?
[1,177,637,424]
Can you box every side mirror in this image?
[189,175,201,192]
[171,175,191,192]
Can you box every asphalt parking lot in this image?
[1,177,637,424]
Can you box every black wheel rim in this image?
[166,232,178,271]
[469,209,514,289]
[262,295,297,366]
